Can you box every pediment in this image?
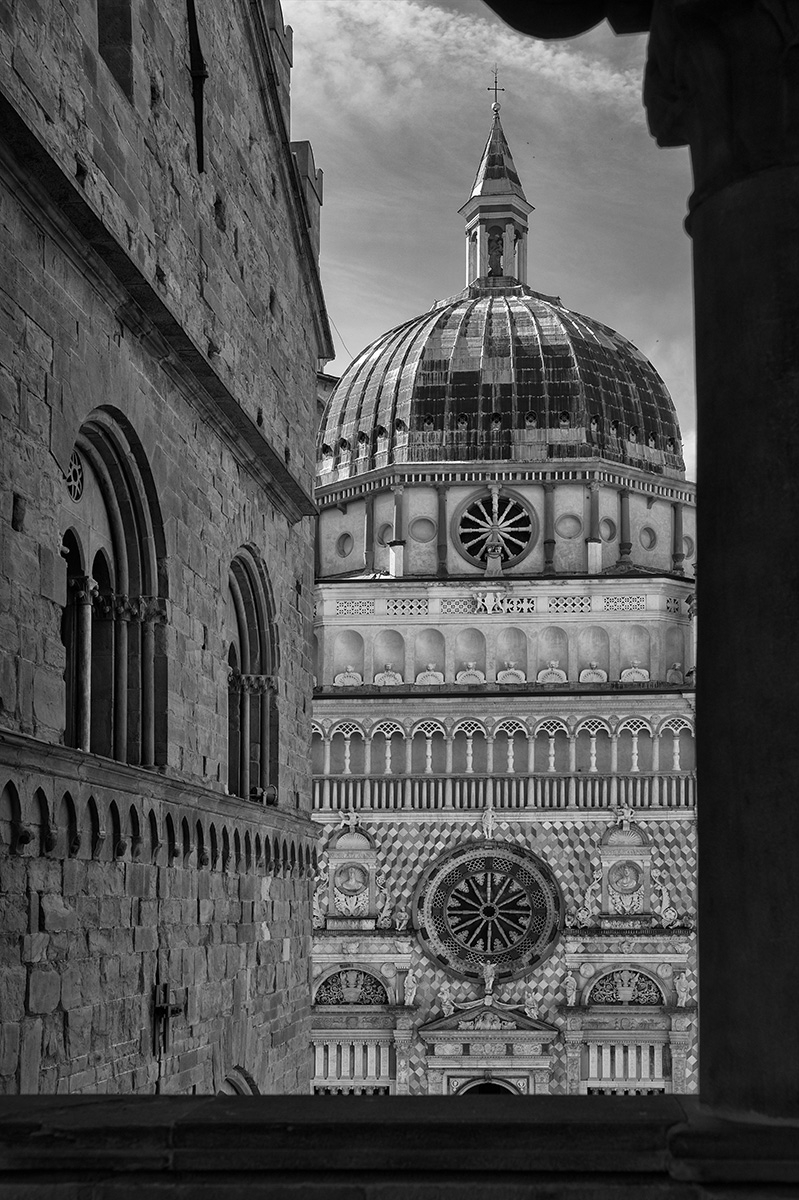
[419,998,558,1038]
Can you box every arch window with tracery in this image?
[227,550,278,800]
[60,411,167,766]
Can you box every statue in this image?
[393,906,409,932]
[487,230,503,276]
[674,971,691,1008]
[574,866,603,927]
[312,861,328,930]
[480,805,497,840]
[652,870,679,927]
[481,961,496,995]
[375,871,393,928]
[564,971,578,1006]
[404,968,418,1005]
[523,982,539,1020]
[339,808,360,832]
[441,979,456,1017]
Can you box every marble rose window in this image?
[453,488,537,568]
[413,841,563,981]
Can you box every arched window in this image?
[60,409,168,767]
[226,550,278,800]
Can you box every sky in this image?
[282,0,697,478]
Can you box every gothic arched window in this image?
[60,409,167,766]
[227,550,278,800]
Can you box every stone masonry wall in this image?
[0,0,329,1093]
[0,742,316,1095]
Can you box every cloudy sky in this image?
[283,0,697,477]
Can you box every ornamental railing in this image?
[312,772,695,813]
[311,1034,395,1095]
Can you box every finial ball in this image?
[492,101,501,115]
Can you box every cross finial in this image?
[488,65,505,111]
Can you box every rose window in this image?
[413,842,563,980]
[454,489,536,567]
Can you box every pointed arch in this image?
[227,547,279,801]
[62,407,168,766]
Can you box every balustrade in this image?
[311,1035,394,1094]
[313,772,695,812]
[581,1041,669,1095]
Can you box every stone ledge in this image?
[0,1097,797,1195]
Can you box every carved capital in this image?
[69,575,98,605]
[645,0,799,210]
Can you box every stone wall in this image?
[1,741,316,1096]
[0,0,331,1093]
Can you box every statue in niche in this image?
[480,806,497,840]
[666,662,684,685]
[375,661,403,686]
[579,660,608,683]
[481,961,497,996]
[487,230,503,276]
[674,971,691,1008]
[564,972,578,1006]
[404,969,418,1005]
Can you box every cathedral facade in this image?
[310,107,697,1096]
[0,1,331,1094]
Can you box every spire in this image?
[469,105,528,203]
[459,89,534,285]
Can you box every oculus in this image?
[639,526,657,550]
[453,489,536,568]
[413,841,563,981]
[409,517,437,543]
[555,514,582,539]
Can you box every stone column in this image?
[364,494,375,574]
[389,485,405,577]
[616,488,632,569]
[644,0,799,1118]
[671,500,685,574]
[542,482,555,574]
[586,480,602,574]
[113,595,132,762]
[70,575,97,752]
[436,484,448,577]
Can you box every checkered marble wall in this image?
[314,811,697,1094]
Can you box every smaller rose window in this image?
[65,450,84,502]
[454,489,536,568]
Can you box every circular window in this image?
[65,450,84,502]
[683,535,695,557]
[376,523,393,547]
[640,526,657,550]
[599,518,616,542]
[336,533,354,557]
[453,490,537,568]
[555,514,582,540]
[409,517,437,543]
[413,841,563,981]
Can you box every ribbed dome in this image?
[318,280,685,481]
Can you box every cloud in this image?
[284,0,697,480]
[286,0,644,128]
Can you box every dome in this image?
[318,280,685,483]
